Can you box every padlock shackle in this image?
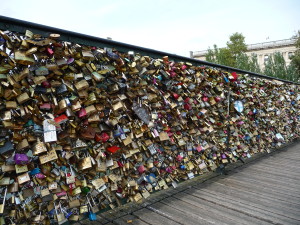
[0,15,298,85]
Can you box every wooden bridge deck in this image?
[77,142,300,225]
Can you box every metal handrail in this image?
[0,15,298,85]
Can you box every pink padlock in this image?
[176,155,183,161]
[78,108,87,118]
[35,173,46,179]
[56,191,67,197]
[196,145,203,152]
[138,165,146,174]
[166,167,173,173]
[181,64,187,70]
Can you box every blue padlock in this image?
[65,211,73,219]
[29,168,41,176]
[88,212,97,221]
[180,165,186,170]
[223,76,229,83]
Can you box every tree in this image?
[205,45,217,64]
[204,32,299,81]
[227,32,247,57]
[216,47,235,67]
[264,52,288,79]
[290,31,300,76]
[264,52,299,82]
[236,53,261,74]
[205,33,247,68]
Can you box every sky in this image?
[0,0,299,57]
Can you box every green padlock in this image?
[81,186,90,194]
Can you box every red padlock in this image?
[202,96,208,102]
[95,132,110,143]
[54,114,68,124]
[107,146,120,154]
[41,81,51,88]
[172,93,180,100]
[215,96,222,102]
[184,97,190,103]
[184,103,192,110]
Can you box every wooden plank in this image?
[186,189,300,224]
[219,176,300,200]
[113,214,150,225]
[173,192,272,225]
[230,172,300,194]
[238,166,300,183]
[255,159,300,169]
[147,202,216,225]
[133,208,181,225]
[162,197,235,225]
[206,182,300,215]
[163,196,263,225]
[250,161,300,172]
[216,178,300,206]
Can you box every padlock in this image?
[17,173,30,185]
[77,156,92,170]
[0,187,7,215]
[14,153,29,165]
[65,165,76,184]
[89,195,99,213]
[54,202,68,225]
[8,182,19,193]
[33,138,48,155]
[69,199,80,208]
[79,205,88,214]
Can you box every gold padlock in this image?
[17,172,30,185]
[16,92,30,104]
[75,79,89,91]
[15,165,28,174]
[79,205,88,214]
[33,138,48,155]
[14,50,35,65]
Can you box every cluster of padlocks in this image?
[0,28,299,224]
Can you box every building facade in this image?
[190,38,297,70]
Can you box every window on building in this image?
[288,52,294,59]
[264,55,269,63]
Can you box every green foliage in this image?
[264,52,287,79]
[205,33,247,68]
[264,52,299,82]
[205,31,300,82]
[227,32,247,56]
[236,53,261,74]
[205,46,217,64]
[216,47,235,67]
[290,31,300,75]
